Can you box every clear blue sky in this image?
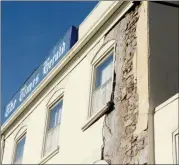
[1,1,98,121]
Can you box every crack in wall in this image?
[101,3,149,164]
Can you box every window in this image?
[173,130,179,164]
[175,133,179,164]
[90,53,113,116]
[44,99,63,156]
[173,129,179,164]
[14,135,26,164]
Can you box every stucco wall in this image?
[154,93,179,164]
[79,1,114,40]
[2,35,107,164]
[2,2,125,163]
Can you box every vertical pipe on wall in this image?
[148,108,155,164]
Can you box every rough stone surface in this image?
[102,4,148,164]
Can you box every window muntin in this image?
[95,54,113,90]
[44,99,63,156]
[90,53,114,117]
[49,100,63,130]
[14,135,26,164]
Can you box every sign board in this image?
[3,26,78,125]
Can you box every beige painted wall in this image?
[154,93,179,164]
[1,2,140,164]
[2,35,105,164]
[79,1,117,40]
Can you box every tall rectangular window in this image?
[91,53,113,116]
[44,99,63,156]
[14,135,26,164]
[175,133,179,164]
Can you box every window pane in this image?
[14,135,26,162]
[44,124,60,155]
[95,54,113,89]
[176,134,179,163]
[49,100,63,129]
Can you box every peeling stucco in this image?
[101,2,149,164]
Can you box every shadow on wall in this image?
[149,2,179,109]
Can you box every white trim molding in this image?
[1,135,5,163]
[82,102,113,132]
[11,129,27,164]
[39,146,59,164]
[155,93,179,113]
[93,159,109,164]
[172,128,179,164]
[46,89,64,108]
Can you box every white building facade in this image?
[1,1,179,164]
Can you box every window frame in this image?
[89,47,115,118]
[13,132,26,164]
[93,53,114,92]
[42,94,63,158]
[172,128,179,164]
[47,99,63,132]
[82,42,116,131]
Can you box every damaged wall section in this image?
[102,2,149,164]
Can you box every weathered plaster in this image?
[102,2,149,164]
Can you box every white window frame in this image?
[42,94,63,158]
[12,132,26,164]
[90,51,114,115]
[82,41,116,131]
[172,128,179,164]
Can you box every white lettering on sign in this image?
[43,42,65,75]
[19,74,40,102]
[5,74,39,118]
[5,100,17,118]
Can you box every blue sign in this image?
[3,26,78,125]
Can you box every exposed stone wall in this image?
[102,3,148,164]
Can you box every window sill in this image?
[82,101,113,132]
[39,146,59,164]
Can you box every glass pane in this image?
[95,54,113,89]
[176,134,179,163]
[44,124,60,156]
[91,78,112,116]
[49,100,63,129]
[14,135,26,162]
[14,157,22,164]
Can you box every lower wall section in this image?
[154,93,179,164]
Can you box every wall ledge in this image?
[155,93,179,113]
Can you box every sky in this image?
[1,1,98,122]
